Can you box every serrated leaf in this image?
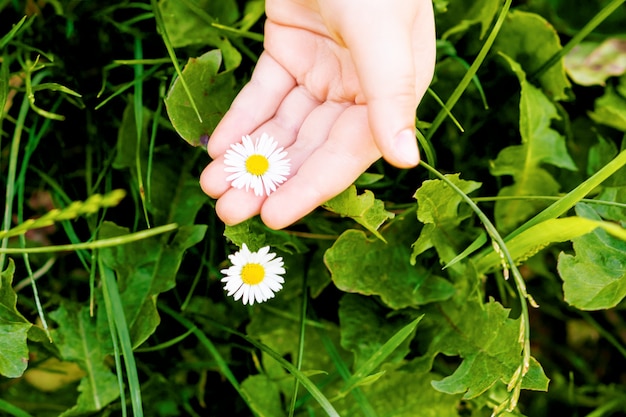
[428,299,549,398]
[491,54,576,233]
[412,174,481,265]
[0,259,32,378]
[49,303,119,416]
[165,49,238,146]
[558,204,626,310]
[493,10,571,100]
[322,185,394,242]
[325,215,455,309]
[99,222,206,347]
[223,217,308,254]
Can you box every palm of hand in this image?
[200,0,435,229]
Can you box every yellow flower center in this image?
[245,154,269,176]
[241,263,265,285]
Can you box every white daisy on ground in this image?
[224,133,291,197]
[221,244,286,305]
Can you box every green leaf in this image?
[436,0,501,39]
[491,54,576,233]
[322,185,395,241]
[158,0,242,69]
[340,310,423,396]
[338,295,417,370]
[223,217,308,254]
[240,375,285,417]
[412,174,482,265]
[589,85,626,131]
[0,259,32,378]
[493,10,572,101]
[165,49,238,147]
[558,204,626,310]
[325,215,455,309]
[49,303,120,417]
[429,299,549,398]
[99,222,206,347]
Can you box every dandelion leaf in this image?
[493,10,571,101]
[165,49,238,146]
[426,299,549,398]
[564,39,626,87]
[412,174,482,266]
[436,0,501,39]
[50,303,119,417]
[558,204,626,310]
[491,54,576,233]
[325,214,455,309]
[322,185,394,241]
[99,222,206,347]
[0,259,32,378]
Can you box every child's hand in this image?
[200,0,436,229]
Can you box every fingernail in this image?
[393,129,420,167]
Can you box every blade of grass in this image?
[0,223,178,254]
[133,37,150,228]
[150,0,202,123]
[0,15,27,49]
[100,260,143,417]
[288,266,310,417]
[0,398,34,417]
[424,0,512,145]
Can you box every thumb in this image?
[339,1,436,168]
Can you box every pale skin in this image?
[200,0,437,229]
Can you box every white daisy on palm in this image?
[224,133,291,197]
[221,244,286,305]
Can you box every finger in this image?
[207,52,296,158]
[204,100,347,224]
[261,105,381,229]
[200,86,320,199]
[340,0,436,168]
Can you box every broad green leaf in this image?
[322,185,395,241]
[589,85,626,131]
[159,0,242,68]
[0,259,32,378]
[491,54,576,233]
[436,0,501,39]
[558,204,626,310]
[165,49,238,147]
[358,369,461,417]
[427,299,549,398]
[475,215,626,274]
[99,222,206,347]
[325,214,455,309]
[565,39,626,86]
[224,216,308,254]
[412,174,481,265]
[493,10,571,101]
[338,295,417,370]
[49,303,119,417]
[240,375,285,417]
